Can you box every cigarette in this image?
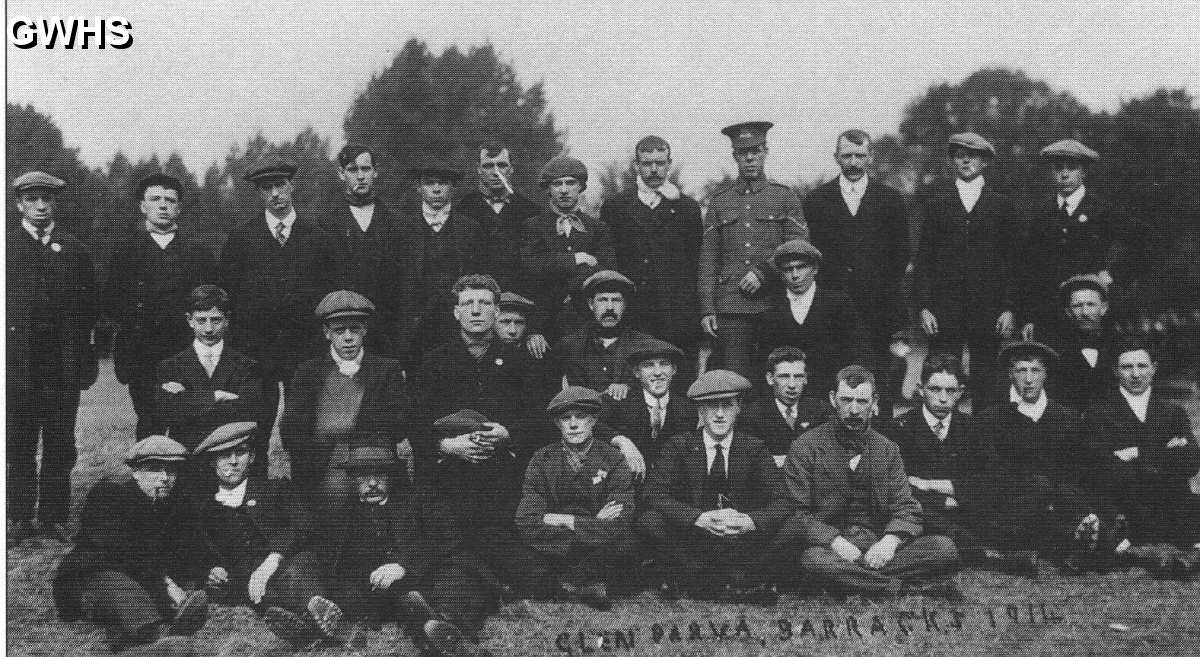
[496,168,515,196]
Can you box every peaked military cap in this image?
[244,157,297,183]
[772,239,823,268]
[721,121,773,149]
[687,369,752,401]
[582,270,635,298]
[1040,139,1100,162]
[126,435,189,465]
[12,171,66,193]
[194,421,258,455]
[498,292,536,315]
[946,132,996,156]
[998,340,1060,367]
[538,155,588,187]
[547,386,604,415]
[433,409,491,435]
[625,338,684,365]
[315,290,375,321]
[1059,273,1109,301]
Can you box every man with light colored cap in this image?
[281,290,410,505]
[516,387,637,610]
[699,121,808,379]
[8,170,98,545]
[218,156,343,450]
[914,132,1024,407]
[639,369,790,604]
[600,337,695,468]
[53,436,209,655]
[1021,138,1136,340]
[1043,274,1118,410]
[520,155,614,338]
[556,269,653,401]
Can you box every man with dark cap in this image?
[517,387,637,610]
[520,155,614,338]
[191,422,344,649]
[105,173,215,439]
[639,369,789,604]
[601,136,703,362]
[600,338,695,471]
[218,156,343,454]
[1022,139,1137,339]
[778,365,960,595]
[741,347,829,461]
[698,121,808,379]
[1043,275,1119,410]
[755,239,869,396]
[496,292,561,402]
[281,290,409,507]
[7,171,98,544]
[312,439,496,657]
[914,133,1024,407]
[556,270,653,400]
[53,436,208,656]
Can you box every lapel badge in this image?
[50,243,62,252]
[246,499,256,507]
[494,358,503,366]
[1078,214,1088,223]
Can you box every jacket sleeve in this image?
[781,444,842,547]
[279,363,316,457]
[642,439,704,528]
[514,453,571,546]
[697,210,721,317]
[572,458,635,547]
[391,490,461,579]
[520,220,576,277]
[745,443,792,535]
[79,482,167,583]
[591,221,616,270]
[154,360,216,428]
[881,443,924,537]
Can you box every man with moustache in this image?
[1044,275,1119,411]
[803,130,911,412]
[698,121,808,379]
[779,366,960,595]
[914,133,1023,407]
[602,136,703,359]
[600,339,695,471]
[741,347,829,461]
[106,173,215,439]
[556,270,653,400]
[7,171,98,544]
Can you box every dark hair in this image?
[835,364,876,393]
[337,144,375,168]
[634,136,671,160]
[479,144,510,159]
[187,285,230,314]
[836,129,872,148]
[451,274,501,299]
[135,173,183,202]
[920,352,967,385]
[1113,336,1156,362]
[767,346,807,372]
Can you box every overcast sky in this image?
[7,0,1199,194]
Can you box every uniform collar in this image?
[737,177,766,194]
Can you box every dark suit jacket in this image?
[519,210,614,334]
[643,431,791,537]
[914,180,1023,334]
[281,352,410,489]
[973,398,1093,494]
[884,408,994,514]
[458,190,543,296]
[600,389,697,463]
[740,393,830,456]
[803,177,910,339]
[1084,391,1200,499]
[754,286,870,394]
[195,476,309,574]
[556,323,653,392]
[1044,324,1118,411]
[322,200,407,353]
[155,344,264,450]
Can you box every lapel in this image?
[856,178,881,218]
[242,476,266,522]
[727,434,749,494]
[684,434,707,505]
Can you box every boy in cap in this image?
[914,133,1024,408]
[281,290,409,506]
[8,171,98,544]
[741,346,830,460]
[520,155,614,339]
[556,270,653,399]
[53,436,209,655]
[699,121,808,379]
[105,173,215,439]
[496,292,561,402]
[1043,275,1118,410]
[639,370,790,604]
[600,338,695,471]
[516,387,637,610]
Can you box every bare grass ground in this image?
[7,362,1200,656]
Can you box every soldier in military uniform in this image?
[698,121,808,379]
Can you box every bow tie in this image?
[556,214,586,237]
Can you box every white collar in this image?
[636,175,681,207]
[703,429,733,450]
[331,347,364,376]
[23,219,54,242]
[643,389,669,407]
[775,397,798,416]
[838,173,868,196]
[1119,386,1151,421]
[956,176,985,193]
[193,339,224,358]
[423,201,451,220]
[1059,184,1086,210]
[922,405,952,434]
[349,203,374,231]
[786,284,818,325]
[265,208,297,230]
[214,479,248,508]
[1009,386,1048,422]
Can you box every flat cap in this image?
[244,157,297,183]
[1059,273,1109,301]
[547,386,604,415]
[1040,139,1100,162]
[947,132,996,156]
[432,409,492,435]
[687,369,752,401]
[315,290,375,321]
[408,165,463,184]
[721,121,773,149]
[12,171,66,192]
[194,421,258,455]
[998,340,1060,367]
[772,239,823,268]
[538,155,588,187]
[135,173,183,200]
[336,443,404,474]
[126,435,189,465]
[625,337,684,365]
[498,292,536,315]
[582,270,635,298]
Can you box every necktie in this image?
[1061,198,1072,222]
[710,443,728,508]
[275,221,288,246]
[785,405,797,429]
[932,419,945,441]
[650,401,664,441]
[35,226,47,244]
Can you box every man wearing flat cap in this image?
[53,436,209,655]
[496,292,561,402]
[105,173,216,440]
[639,370,790,604]
[755,239,870,397]
[914,132,1024,407]
[698,121,808,379]
[7,171,98,544]
[1020,139,1137,340]
[556,270,653,401]
[602,136,703,358]
[516,387,637,610]
[311,438,498,657]
[281,290,410,508]
[218,156,343,452]
[1043,275,1119,410]
[520,155,614,339]
[600,338,696,469]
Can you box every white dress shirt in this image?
[145,220,177,249]
[23,219,54,245]
[193,340,225,377]
[635,176,681,209]
[266,209,297,242]
[1120,386,1151,423]
[703,430,733,474]
[1080,348,1100,368]
[923,405,952,441]
[838,174,868,216]
[955,176,985,213]
[1010,387,1048,422]
[214,479,248,508]
[775,398,798,428]
[423,203,451,232]
[1058,185,1087,216]
[787,284,817,326]
[332,347,364,377]
[349,203,375,232]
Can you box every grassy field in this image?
[7,361,1200,656]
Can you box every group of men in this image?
[7,121,1199,657]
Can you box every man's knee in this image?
[915,534,960,568]
[636,509,668,543]
[799,546,842,576]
